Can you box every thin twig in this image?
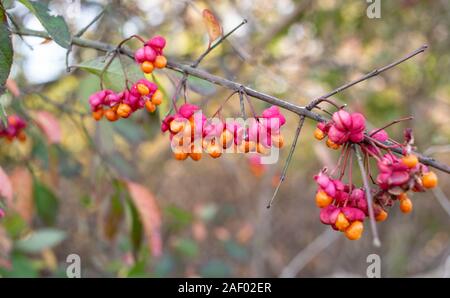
[5,12,33,50]
[239,89,246,120]
[307,45,428,108]
[354,145,381,247]
[369,116,413,136]
[267,116,306,208]
[192,19,247,68]
[65,6,108,72]
[75,6,108,38]
[279,229,339,278]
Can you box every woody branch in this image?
[10,28,450,174]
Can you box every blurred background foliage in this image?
[0,0,449,277]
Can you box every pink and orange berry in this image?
[312,108,438,241]
[161,104,286,161]
[88,35,167,121]
[134,36,167,74]
[0,115,27,142]
[88,79,164,121]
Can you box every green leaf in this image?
[1,213,27,238]
[164,205,194,231]
[18,0,71,48]
[174,238,198,258]
[174,73,216,96]
[126,194,143,256]
[0,5,13,92]
[224,240,248,261]
[76,56,143,92]
[55,145,82,177]
[0,253,38,277]
[112,119,147,145]
[0,100,7,127]
[15,228,66,253]
[33,179,59,225]
[200,259,232,277]
[103,188,124,241]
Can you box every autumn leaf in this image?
[40,38,52,45]
[103,190,124,242]
[9,167,34,223]
[202,9,222,47]
[5,79,20,97]
[33,111,62,144]
[126,181,162,258]
[0,226,12,269]
[0,166,13,205]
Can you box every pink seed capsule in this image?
[148,35,166,50]
[350,113,366,132]
[134,47,146,63]
[332,110,352,131]
[144,46,156,62]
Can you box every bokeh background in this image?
[1,0,450,277]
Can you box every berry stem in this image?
[339,144,352,180]
[354,145,381,247]
[317,98,342,110]
[330,144,348,177]
[239,89,246,121]
[99,52,118,90]
[370,116,413,137]
[315,107,333,117]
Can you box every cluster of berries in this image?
[313,108,438,241]
[0,115,27,142]
[89,79,164,121]
[373,152,437,213]
[314,110,365,150]
[134,36,167,74]
[161,104,286,161]
[88,35,168,121]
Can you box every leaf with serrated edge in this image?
[18,0,71,48]
[76,56,143,92]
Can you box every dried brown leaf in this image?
[202,9,222,46]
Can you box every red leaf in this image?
[9,167,34,223]
[33,111,62,144]
[202,9,222,46]
[0,166,13,205]
[126,181,162,257]
[5,79,20,97]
